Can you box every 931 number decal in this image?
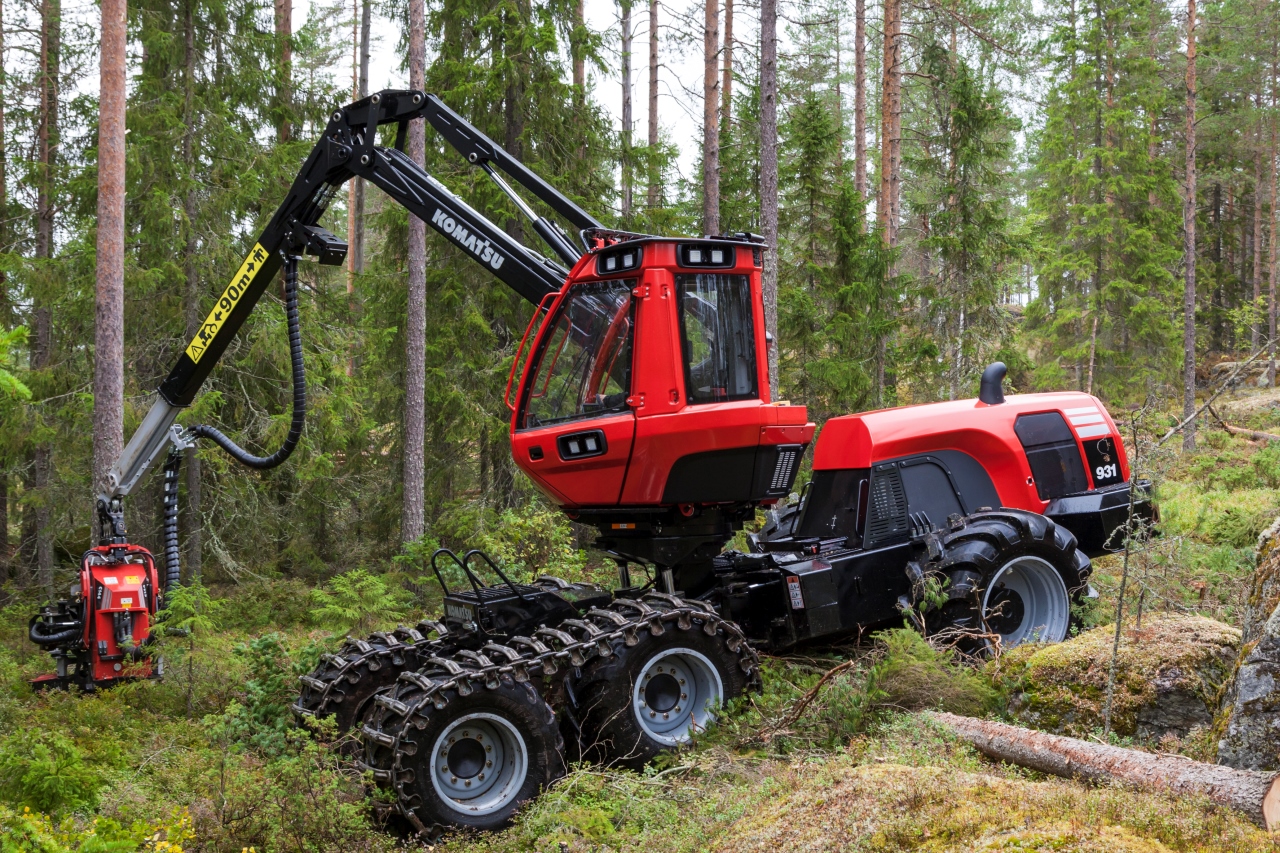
[1083,435,1124,487]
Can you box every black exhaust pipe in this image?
[979,362,1006,405]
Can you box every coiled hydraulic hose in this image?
[161,449,183,592]
[190,254,306,469]
[29,616,82,646]
[162,255,306,593]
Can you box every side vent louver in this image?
[770,448,800,492]
[865,465,910,546]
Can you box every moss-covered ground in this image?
[2,395,1279,851]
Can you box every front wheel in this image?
[926,510,1089,655]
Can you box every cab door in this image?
[510,279,637,507]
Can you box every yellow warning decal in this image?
[124,575,140,585]
[185,243,269,364]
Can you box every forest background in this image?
[0,0,1275,595]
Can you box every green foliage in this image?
[308,568,411,635]
[209,633,317,755]
[0,804,192,853]
[873,628,998,717]
[0,733,103,816]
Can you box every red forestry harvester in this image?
[28,90,1154,833]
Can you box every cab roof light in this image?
[596,247,642,276]
[679,243,735,268]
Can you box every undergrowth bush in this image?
[0,731,105,816]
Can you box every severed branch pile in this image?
[929,712,1280,831]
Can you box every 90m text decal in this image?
[185,243,268,364]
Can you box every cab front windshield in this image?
[521,279,634,429]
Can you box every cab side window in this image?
[676,274,758,404]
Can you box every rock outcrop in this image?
[1217,516,1280,771]
[989,614,1240,740]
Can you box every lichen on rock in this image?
[1216,515,1280,771]
[987,614,1241,740]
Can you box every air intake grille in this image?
[865,466,910,546]
[771,449,800,492]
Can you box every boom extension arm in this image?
[104,89,586,513]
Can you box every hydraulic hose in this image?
[161,449,183,593]
[191,254,306,470]
[161,255,306,597]
[29,615,82,647]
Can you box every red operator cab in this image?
[507,235,814,593]
[509,236,813,510]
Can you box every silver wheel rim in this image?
[632,647,724,745]
[981,555,1070,647]
[429,712,528,817]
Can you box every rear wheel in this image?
[362,662,563,837]
[292,623,447,747]
[926,510,1089,655]
[569,596,757,769]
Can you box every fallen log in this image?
[928,711,1280,831]
[1206,404,1280,444]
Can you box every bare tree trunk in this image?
[353,0,370,275]
[621,0,633,219]
[346,0,357,322]
[181,0,201,581]
[402,0,426,544]
[572,0,585,96]
[1269,43,1278,386]
[721,0,733,126]
[702,0,719,235]
[274,0,292,143]
[0,0,8,577]
[878,0,901,249]
[854,0,866,202]
[647,0,660,208]
[93,0,126,509]
[760,0,779,399]
[930,713,1280,831]
[1182,0,1197,451]
[33,0,59,595]
[1256,116,1265,352]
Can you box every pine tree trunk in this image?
[33,0,58,595]
[572,0,585,96]
[346,0,358,323]
[93,0,126,508]
[181,0,201,581]
[878,0,901,249]
[854,0,866,202]
[0,0,7,577]
[931,713,1280,830]
[1255,119,1265,352]
[352,0,370,275]
[275,0,292,143]
[621,0,633,219]
[647,0,659,208]
[402,0,427,544]
[1269,43,1278,386]
[721,0,732,126]
[760,0,779,399]
[1182,0,1197,451]
[702,0,720,235]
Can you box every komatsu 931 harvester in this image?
[28,90,1155,835]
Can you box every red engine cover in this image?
[812,392,1128,513]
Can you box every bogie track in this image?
[354,590,760,837]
